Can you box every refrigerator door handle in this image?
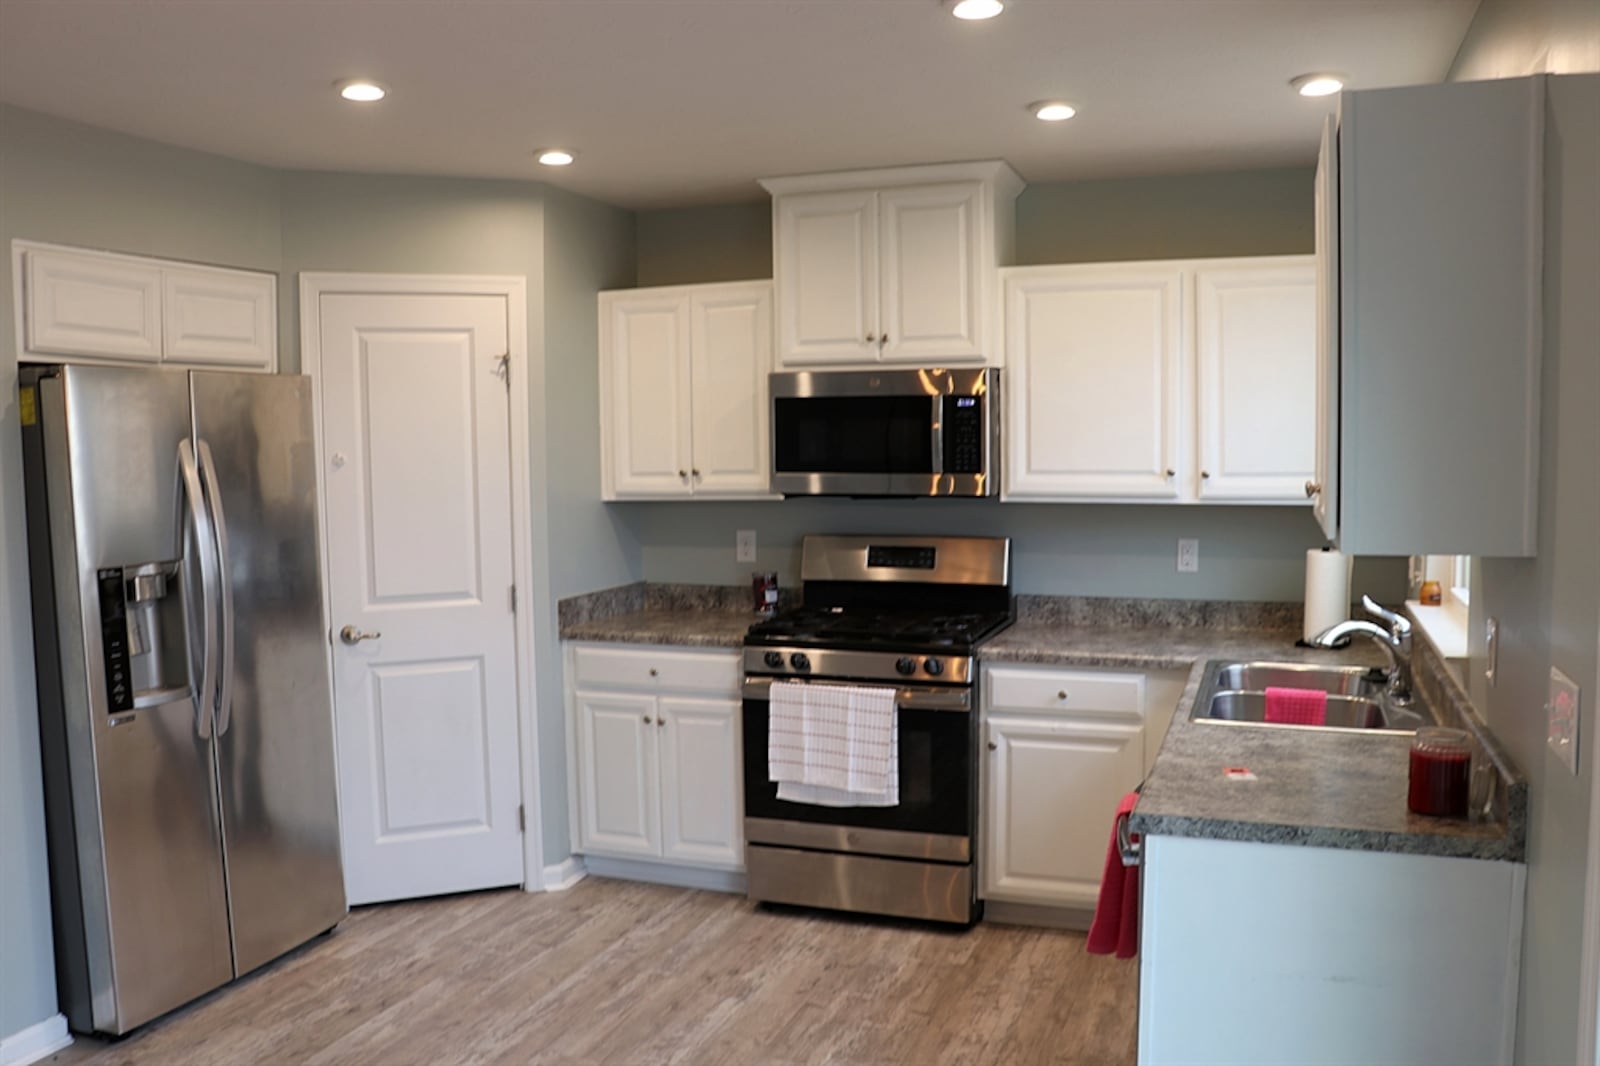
[196,440,235,736]
[178,438,219,739]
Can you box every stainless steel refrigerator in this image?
[20,364,345,1036]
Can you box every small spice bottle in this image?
[1420,580,1443,606]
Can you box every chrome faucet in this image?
[1310,595,1414,706]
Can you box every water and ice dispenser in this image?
[97,560,189,713]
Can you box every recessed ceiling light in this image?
[336,79,387,103]
[537,149,575,167]
[1031,101,1077,122]
[946,0,1004,20]
[1290,73,1345,98]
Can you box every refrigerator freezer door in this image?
[35,366,234,1034]
[191,371,346,975]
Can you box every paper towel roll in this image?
[1303,548,1352,642]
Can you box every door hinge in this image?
[510,584,517,612]
[518,804,526,832]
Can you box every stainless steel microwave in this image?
[769,368,999,497]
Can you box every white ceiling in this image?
[0,0,1481,209]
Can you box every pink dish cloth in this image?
[1264,686,1328,726]
[1086,791,1141,960]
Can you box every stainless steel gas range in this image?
[741,534,1013,925]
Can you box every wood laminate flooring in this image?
[48,877,1137,1065]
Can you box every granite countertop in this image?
[559,585,1526,863]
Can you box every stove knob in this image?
[763,651,785,670]
[923,657,945,677]
[789,652,811,672]
[894,657,917,677]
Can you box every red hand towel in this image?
[1265,686,1328,726]
[1086,791,1140,959]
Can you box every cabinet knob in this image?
[865,333,877,343]
[678,469,687,479]
[1305,480,1322,498]
[657,716,666,728]
[987,741,998,751]
[648,668,658,677]
[1200,470,1211,480]
[1164,469,1175,478]
[642,714,653,724]
[879,334,888,346]
[1057,690,1068,700]
[691,469,701,478]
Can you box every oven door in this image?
[768,369,994,497]
[741,678,977,863]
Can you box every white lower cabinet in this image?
[568,644,744,871]
[1139,835,1523,1065]
[981,664,1182,909]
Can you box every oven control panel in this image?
[743,645,973,685]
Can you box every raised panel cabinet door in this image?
[1195,259,1317,502]
[1313,115,1341,539]
[773,189,879,365]
[690,283,774,496]
[657,696,744,869]
[601,292,694,498]
[982,716,1144,908]
[878,182,983,363]
[1003,266,1185,499]
[25,247,163,362]
[576,690,661,859]
[164,265,277,370]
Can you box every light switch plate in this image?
[1547,666,1581,775]
[1177,539,1199,573]
[736,529,757,563]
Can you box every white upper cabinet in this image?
[1195,258,1317,501]
[1333,77,1544,556]
[599,280,775,501]
[16,241,277,371]
[1312,115,1341,541]
[761,161,1021,369]
[772,190,878,364]
[1003,255,1315,505]
[23,247,163,363]
[1004,263,1185,500]
[163,264,277,369]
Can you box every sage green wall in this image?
[1449,0,1600,80]
[539,185,639,857]
[1463,74,1600,1066]
[0,104,283,1041]
[625,164,1402,606]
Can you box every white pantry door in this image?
[318,292,523,904]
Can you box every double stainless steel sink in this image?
[1190,660,1425,733]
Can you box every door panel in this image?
[983,716,1142,908]
[774,190,879,364]
[879,182,982,362]
[690,284,773,496]
[1195,262,1317,501]
[658,697,742,868]
[319,292,523,904]
[602,293,693,497]
[1004,267,1185,499]
[191,371,344,976]
[575,691,660,858]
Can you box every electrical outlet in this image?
[736,529,757,563]
[1177,539,1199,573]
[1548,666,1581,775]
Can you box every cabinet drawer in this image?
[985,666,1145,719]
[572,644,739,695]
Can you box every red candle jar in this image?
[1408,727,1472,817]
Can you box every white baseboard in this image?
[0,1014,71,1066]
[539,856,587,892]
[581,855,746,894]
[982,899,1093,931]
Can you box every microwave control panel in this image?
[943,396,985,474]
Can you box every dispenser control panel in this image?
[97,568,133,713]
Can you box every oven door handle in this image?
[742,677,971,713]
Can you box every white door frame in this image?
[298,272,546,892]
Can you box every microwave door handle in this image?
[929,395,945,475]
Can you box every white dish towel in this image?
[767,681,899,808]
